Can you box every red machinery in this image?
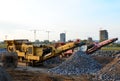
[86,38,118,54]
[55,38,118,57]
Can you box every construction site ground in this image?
[6,55,114,81]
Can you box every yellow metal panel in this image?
[16,51,25,57]
[27,55,40,61]
[34,47,43,56]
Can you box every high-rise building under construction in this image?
[100,30,108,42]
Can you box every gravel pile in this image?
[48,51,101,75]
[43,56,64,66]
[96,54,120,81]
[0,67,12,81]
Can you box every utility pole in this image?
[46,31,51,41]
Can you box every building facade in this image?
[100,30,108,42]
[60,33,66,43]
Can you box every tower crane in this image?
[46,31,51,41]
[30,29,41,41]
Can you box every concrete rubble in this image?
[48,51,101,75]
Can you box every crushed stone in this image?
[95,54,120,81]
[48,51,101,75]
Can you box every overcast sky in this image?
[0,0,120,41]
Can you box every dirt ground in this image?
[7,69,94,81]
[6,56,113,81]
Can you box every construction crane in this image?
[30,29,41,41]
[46,31,51,41]
[5,35,8,40]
